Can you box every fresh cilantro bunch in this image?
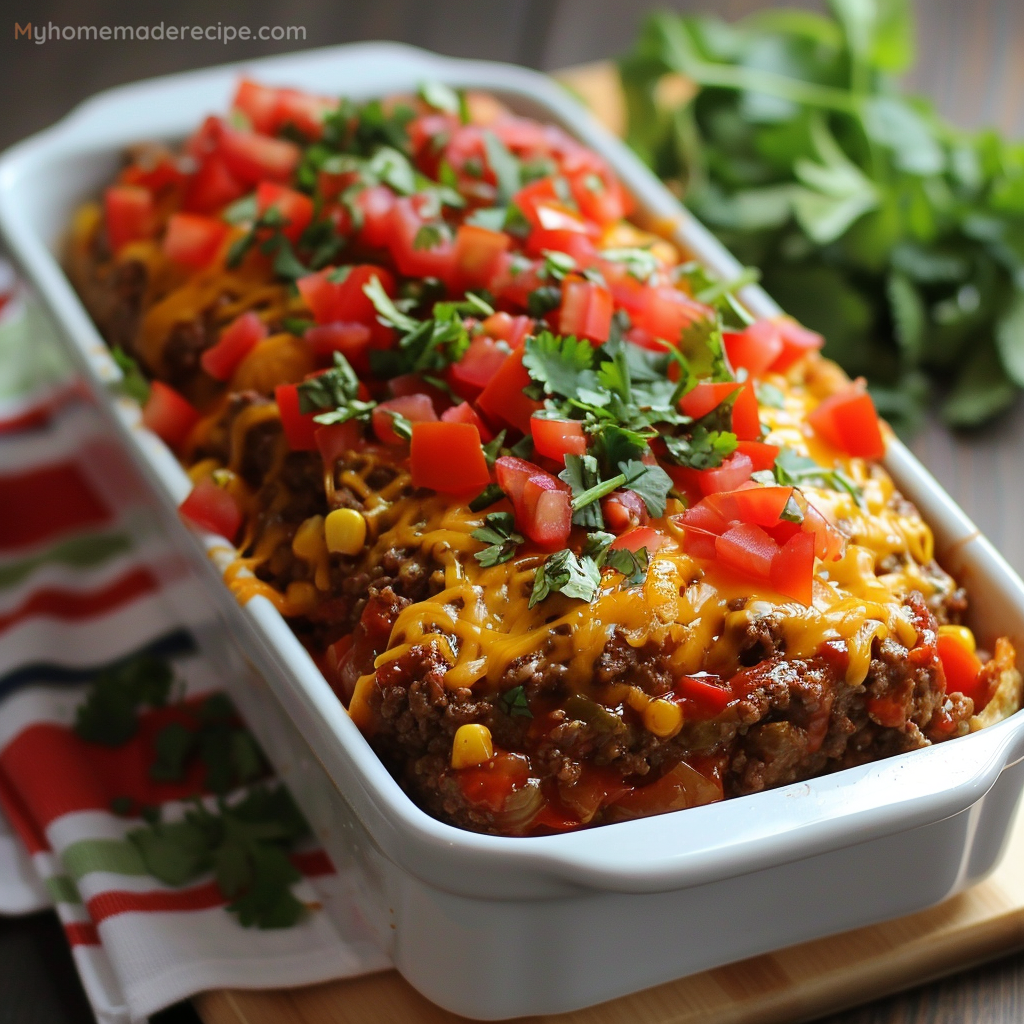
[620,0,1024,429]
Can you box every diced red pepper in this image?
[937,633,984,705]
[808,383,885,460]
[141,381,200,449]
[104,185,154,254]
[475,348,543,435]
[179,477,241,542]
[372,394,437,446]
[530,415,587,463]
[162,213,229,270]
[559,276,613,343]
[410,422,491,493]
[255,181,313,242]
[274,382,319,451]
[674,675,732,720]
[200,311,267,381]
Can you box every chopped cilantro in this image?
[605,545,651,586]
[774,446,863,505]
[662,426,738,470]
[481,130,521,205]
[529,549,602,608]
[472,512,524,567]
[74,654,173,746]
[296,352,376,426]
[619,459,673,517]
[498,685,533,719]
[413,223,449,251]
[526,286,562,318]
[111,346,150,405]
[559,454,610,528]
[469,483,505,512]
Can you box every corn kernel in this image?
[324,508,367,555]
[938,624,976,653]
[285,580,318,615]
[451,723,494,769]
[643,699,683,739]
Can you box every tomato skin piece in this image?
[770,316,824,371]
[610,526,667,554]
[218,127,300,186]
[530,415,587,463]
[179,477,242,542]
[454,224,511,289]
[162,213,229,270]
[255,181,313,242]
[104,185,154,254]
[558,276,613,343]
[475,348,542,435]
[274,383,319,451]
[201,311,267,381]
[674,676,733,720]
[372,394,437,446]
[724,320,784,377]
[181,155,245,215]
[411,421,491,493]
[715,522,779,580]
[679,381,760,441]
[441,401,494,442]
[937,633,985,705]
[354,185,397,248]
[448,336,510,400]
[769,530,815,605]
[142,381,200,449]
[808,385,885,460]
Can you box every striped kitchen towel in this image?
[0,281,390,1023]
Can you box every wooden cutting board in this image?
[196,63,1024,1024]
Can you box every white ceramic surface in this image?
[2,42,1024,1020]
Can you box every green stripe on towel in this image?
[0,532,132,589]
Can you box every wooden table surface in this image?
[2,2,1024,1022]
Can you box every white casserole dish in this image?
[3,41,1024,1020]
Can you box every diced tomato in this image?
[231,79,281,134]
[715,522,779,580]
[674,675,732,720]
[937,633,984,705]
[181,155,246,215]
[696,451,754,495]
[480,312,534,349]
[297,265,397,347]
[454,224,511,289]
[179,477,241,542]
[808,383,885,460]
[354,185,397,248]
[104,185,154,254]
[796,496,846,562]
[771,316,824,372]
[218,127,300,186]
[475,348,542,435]
[372,394,437,445]
[769,531,815,605]
[141,381,200,449]
[255,181,313,242]
[530,415,586,463]
[314,419,364,469]
[705,485,794,528]
[566,166,626,226]
[449,336,510,400]
[558,276,613,343]
[274,383,319,451]
[610,526,667,554]
[523,229,599,264]
[273,89,334,140]
[185,115,224,160]
[407,112,461,177]
[724,320,784,377]
[494,456,572,551]
[411,421,491,493]
[162,213,229,270]
[679,381,760,441]
[735,439,780,473]
[601,491,648,533]
[386,374,450,410]
[121,156,186,194]
[304,322,373,369]
[201,311,267,381]
[441,401,494,442]
[625,284,711,346]
[387,195,458,286]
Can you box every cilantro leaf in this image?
[605,545,651,586]
[774,446,863,504]
[529,549,602,608]
[471,512,524,566]
[522,331,597,398]
[498,685,533,718]
[662,426,738,470]
[363,274,419,333]
[482,130,522,205]
[559,454,610,528]
[619,460,673,517]
[111,347,150,405]
[469,483,505,512]
[75,654,173,746]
